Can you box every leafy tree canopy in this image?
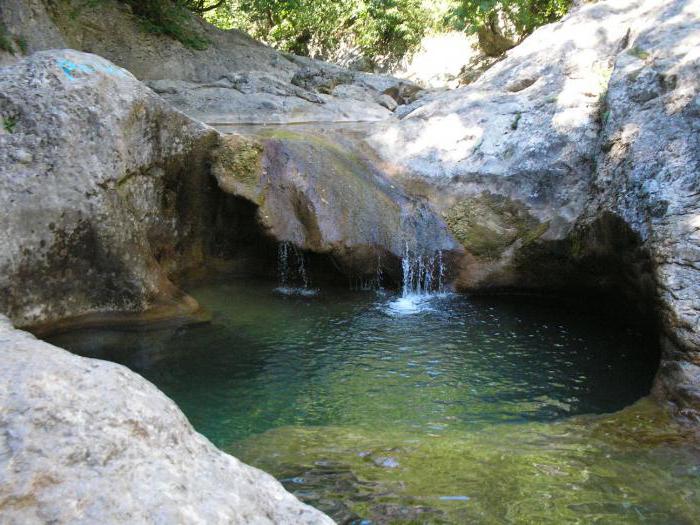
[119,0,571,66]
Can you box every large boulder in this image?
[0,316,333,524]
[211,128,460,278]
[366,0,700,417]
[0,49,222,331]
[366,0,679,289]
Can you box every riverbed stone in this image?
[0,316,334,524]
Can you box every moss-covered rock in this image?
[210,134,264,204]
[444,192,548,260]
[209,127,458,279]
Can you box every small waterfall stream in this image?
[389,244,448,314]
[275,241,315,295]
[401,244,446,297]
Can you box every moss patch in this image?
[0,22,14,53]
[628,46,650,60]
[211,135,264,203]
[260,129,403,244]
[444,192,548,260]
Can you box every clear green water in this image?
[50,280,700,524]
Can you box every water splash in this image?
[388,244,448,315]
[275,241,316,296]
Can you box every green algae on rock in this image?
[444,192,549,260]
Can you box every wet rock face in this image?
[0,316,334,525]
[211,129,460,280]
[0,49,220,330]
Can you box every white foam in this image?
[274,287,318,297]
[386,294,433,315]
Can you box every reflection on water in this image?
[50,279,699,524]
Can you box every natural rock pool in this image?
[50,280,700,524]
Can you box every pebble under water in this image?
[50,280,700,524]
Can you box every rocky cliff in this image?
[0,0,420,124]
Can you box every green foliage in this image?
[3,116,18,134]
[447,0,571,37]
[15,35,28,54]
[206,0,429,69]
[123,0,210,49]
[0,21,14,53]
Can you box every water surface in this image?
[50,280,699,524]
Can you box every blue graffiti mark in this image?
[55,58,128,80]
[77,63,95,74]
[56,58,78,81]
[99,63,128,77]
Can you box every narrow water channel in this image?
[50,280,700,524]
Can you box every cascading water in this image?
[275,241,316,296]
[389,243,447,314]
[350,254,385,292]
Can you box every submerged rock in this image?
[0,316,333,524]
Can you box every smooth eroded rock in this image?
[0,316,334,524]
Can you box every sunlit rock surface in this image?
[0,316,334,524]
[0,0,420,124]
[367,0,700,417]
[583,0,700,417]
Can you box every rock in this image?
[376,93,398,111]
[582,2,700,418]
[211,129,460,280]
[372,456,400,469]
[291,65,355,94]
[364,0,700,417]
[0,316,334,524]
[0,49,223,331]
[366,0,669,289]
[457,53,504,86]
[0,0,417,124]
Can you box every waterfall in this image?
[388,244,448,314]
[400,243,446,298]
[276,241,315,295]
[350,254,384,292]
[278,241,290,288]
